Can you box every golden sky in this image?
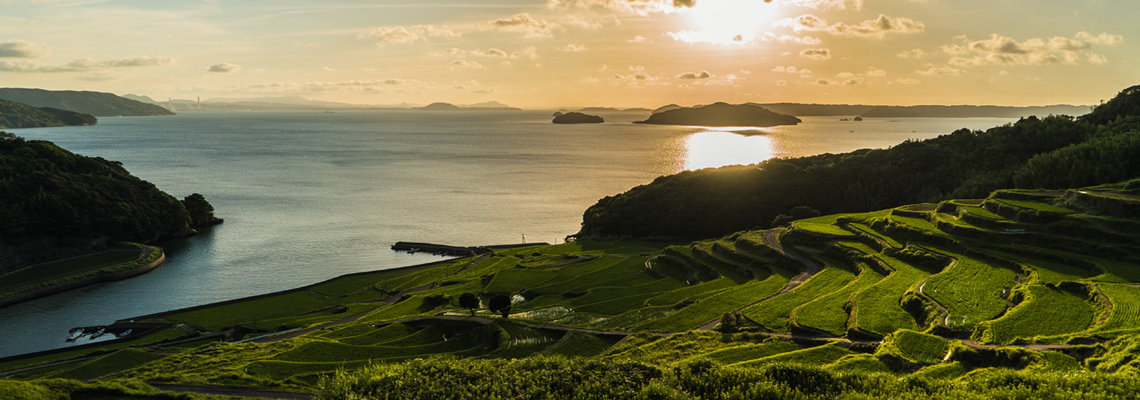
[1,0,1136,108]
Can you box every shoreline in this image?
[0,246,165,309]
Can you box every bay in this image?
[0,109,1015,357]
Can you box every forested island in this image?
[0,88,173,117]
[552,111,604,124]
[0,99,97,129]
[636,103,802,127]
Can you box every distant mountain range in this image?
[734,102,1088,119]
[0,98,97,129]
[415,102,521,111]
[0,88,173,117]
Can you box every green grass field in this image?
[851,252,933,336]
[793,262,885,336]
[742,263,856,332]
[975,284,1095,344]
[921,248,1018,329]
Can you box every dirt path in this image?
[695,229,825,331]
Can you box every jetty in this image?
[391,242,549,257]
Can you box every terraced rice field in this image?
[974,284,1096,344]
[921,248,1018,329]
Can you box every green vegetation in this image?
[0,99,96,129]
[974,284,1096,344]
[921,248,1017,329]
[742,262,856,332]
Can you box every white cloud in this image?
[0,56,174,73]
[893,78,920,85]
[897,49,929,59]
[206,63,241,73]
[761,33,823,45]
[843,77,864,85]
[775,14,924,38]
[941,33,1116,66]
[490,13,557,38]
[799,48,831,60]
[560,44,588,52]
[548,0,694,16]
[915,65,964,76]
[628,35,653,44]
[361,25,460,44]
[0,40,50,58]
[1075,31,1124,45]
[814,78,838,85]
[866,67,887,76]
[1087,53,1109,65]
[786,0,863,10]
[447,60,484,69]
[511,46,539,60]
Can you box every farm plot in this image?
[483,269,559,294]
[530,256,651,295]
[541,332,622,358]
[1091,283,1140,337]
[681,340,803,365]
[878,329,949,364]
[974,284,1095,344]
[742,263,857,332]
[793,262,885,336]
[795,222,857,237]
[565,278,686,315]
[644,278,737,307]
[732,343,853,368]
[634,274,791,332]
[851,252,935,336]
[982,249,1097,284]
[850,223,903,248]
[921,248,1018,329]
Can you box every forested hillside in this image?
[0,133,192,245]
[579,85,1140,240]
[0,99,96,129]
[0,88,174,117]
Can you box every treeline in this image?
[0,88,174,117]
[578,85,1140,240]
[0,133,215,245]
[0,99,96,129]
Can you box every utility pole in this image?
[522,233,526,244]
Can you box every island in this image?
[635,102,802,127]
[416,102,464,111]
[552,111,603,124]
[0,99,97,129]
[0,88,174,117]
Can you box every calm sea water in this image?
[1,110,1016,357]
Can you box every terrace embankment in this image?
[0,247,164,309]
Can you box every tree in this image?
[488,294,512,319]
[717,312,739,333]
[182,193,219,227]
[459,293,480,316]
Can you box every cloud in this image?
[76,71,121,81]
[866,67,887,76]
[761,33,823,45]
[560,44,588,52]
[668,30,754,45]
[206,63,241,73]
[677,70,712,79]
[447,60,484,69]
[893,78,920,85]
[1076,31,1124,45]
[941,33,1117,67]
[361,25,460,44]
[549,0,695,16]
[0,40,50,58]
[775,80,787,86]
[202,79,433,94]
[483,48,509,57]
[843,77,864,85]
[770,66,812,76]
[814,78,838,85]
[775,14,924,38]
[490,13,557,38]
[0,56,174,73]
[1086,53,1109,65]
[915,65,964,76]
[472,88,496,94]
[799,48,831,60]
[610,65,668,88]
[511,46,540,60]
[897,48,928,59]
[628,35,653,44]
[786,0,863,10]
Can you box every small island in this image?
[635,102,801,127]
[416,102,464,111]
[552,111,604,124]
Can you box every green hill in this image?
[0,88,174,117]
[0,99,97,129]
[578,85,1140,240]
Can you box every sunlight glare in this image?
[683,131,776,170]
[679,0,782,45]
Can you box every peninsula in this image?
[635,102,801,127]
[0,88,173,117]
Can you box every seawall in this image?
[0,248,165,309]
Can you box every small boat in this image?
[117,329,133,338]
[408,248,421,254]
[89,328,106,339]
[66,329,85,341]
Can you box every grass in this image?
[995,199,1074,214]
[982,249,1096,284]
[742,262,857,332]
[529,256,643,294]
[793,262,885,336]
[921,248,1018,329]
[541,332,621,358]
[961,206,1005,220]
[0,249,141,291]
[44,349,165,380]
[680,340,803,365]
[795,222,856,237]
[564,277,687,315]
[634,272,792,332]
[732,343,853,368]
[1092,283,1140,337]
[850,223,903,248]
[644,277,737,307]
[878,329,949,364]
[483,269,559,294]
[851,251,934,336]
[975,284,1095,344]
[825,354,892,374]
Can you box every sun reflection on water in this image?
[683,131,776,170]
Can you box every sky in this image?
[0,0,1136,108]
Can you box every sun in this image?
[678,0,784,45]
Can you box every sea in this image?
[0,109,1018,358]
